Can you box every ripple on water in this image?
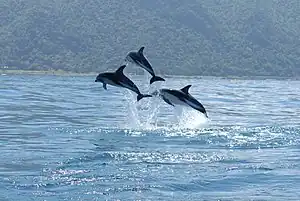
[1,75,300,200]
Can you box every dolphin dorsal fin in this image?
[138,46,145,55]
[115,65,126,75]
[180,85,192,94]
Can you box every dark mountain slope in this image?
[1,0,299,76]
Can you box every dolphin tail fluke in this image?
[137,94,152,101]
[150,75,165,84]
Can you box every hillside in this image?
[1,0,300,76]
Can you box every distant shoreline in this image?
[0,69,97,76]
[1,69,299,81]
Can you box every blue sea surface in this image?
[0,74,300,200]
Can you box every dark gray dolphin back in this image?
[137,47,165,84]
[115,65,152,101]
[137,46,155,75]
[181,85,208,117]
[180,85,192,94]
[138,47,145,55]
[127,46,165,84]
[161,85,208,117]
[114,65,140,95]
[115,65,127,75]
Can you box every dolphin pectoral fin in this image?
[162,97,174,106]
[103,83,107,90]
[180,85,192,94]
[138,46,145,55]
[150,75,165,84]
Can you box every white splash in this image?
[174,106,209,129]
[121,65,209,130]
[123,89,141,128]
[122,67,163,130]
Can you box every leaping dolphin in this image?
[152,85,208,117]
[125,46,165,84]
[95,65,152,101]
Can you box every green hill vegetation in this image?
[1,0,299,76]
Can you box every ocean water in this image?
[0,74,300,201]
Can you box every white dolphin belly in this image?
[161,92,188,106]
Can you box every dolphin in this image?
[95,65,152,101]
[125,46,165,84]
[152,85,208,117]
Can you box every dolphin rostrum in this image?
[125,46,165,84]
[152,85,208,117]
[95,65,152,101]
